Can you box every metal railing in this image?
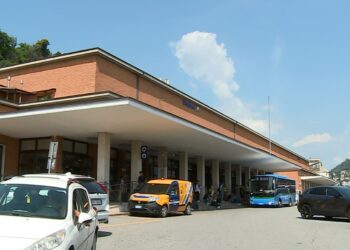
[108,182,139,203]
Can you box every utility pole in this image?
[268,96,271,154]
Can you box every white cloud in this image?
[292,133,332,148]
[171,31,271,135]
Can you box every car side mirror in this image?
[78,212,93,225]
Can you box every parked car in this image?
[129,179,193,217]
[298,186,350,221]
[64,173,109,224]
[0,173,98,250]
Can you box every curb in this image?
[108,204,247,216]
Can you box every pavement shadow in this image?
[296,216,349,223]
[98,231,113,238]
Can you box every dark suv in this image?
[298,186,350,221]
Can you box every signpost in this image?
[47,142,58,173]
[141,145,148,159]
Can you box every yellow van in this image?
[129,179,193,217]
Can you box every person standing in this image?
[119,176,125,203]
[135,171,145,192]
[217,182,224,208]
[193,180,201,209]
[137,171,145,185]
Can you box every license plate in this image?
[135,205,142,209]
[91,199,102,205]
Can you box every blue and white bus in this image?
[249,174,296,207]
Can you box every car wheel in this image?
[301,204,313,219]
[184,204,191,215]
[347,208,350,222]
[159,205,168,218]
[91,231,97,250]
[325,216,332,220]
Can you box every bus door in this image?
[276,188,291,204]
[168,181,179,212]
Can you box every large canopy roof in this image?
[0,97,300,172]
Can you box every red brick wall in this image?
[0,134,19,177]
[95,57,137,98]
[0,56,97,98]
[0,104,17,113]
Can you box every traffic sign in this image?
[141,146,148,159]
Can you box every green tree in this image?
[0,30,17,67]
[0,29,59,68]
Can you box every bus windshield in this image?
[250,176,274,196]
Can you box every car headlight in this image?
[25,229,65,250]
[148,197,159,202]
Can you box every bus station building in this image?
[0,48,334,195]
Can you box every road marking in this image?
[100,219,161,228]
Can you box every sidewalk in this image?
[109,201,246,216]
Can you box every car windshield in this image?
[338,187,350,198]
[76,179,106,194]
[138,183,170,194]
[0,184,67,219]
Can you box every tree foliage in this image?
[0,29,60,68]
[330,159,350,174]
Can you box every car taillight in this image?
[97,182,108,193]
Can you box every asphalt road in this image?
[97,206,350,250]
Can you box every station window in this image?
[37,139,51,150]
[19,137,52,174]
[62,139,90,175]
[20,140,36,151]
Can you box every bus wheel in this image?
[301,204,313,219]
[159,205,168,218]
[184,204,192,215]
[278,200,282,208]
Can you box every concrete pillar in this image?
[245,167,251,191]
[157,147,168,178]
[131,141,142,184]
[179,151,188,180]
[225,162,232,192]
[97,132,111,186]
[212,159,219,190]
[236,165,242,186]
[196,156,205,199]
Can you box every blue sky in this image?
[1,0,349,169]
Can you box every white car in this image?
[0,173,99,250]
